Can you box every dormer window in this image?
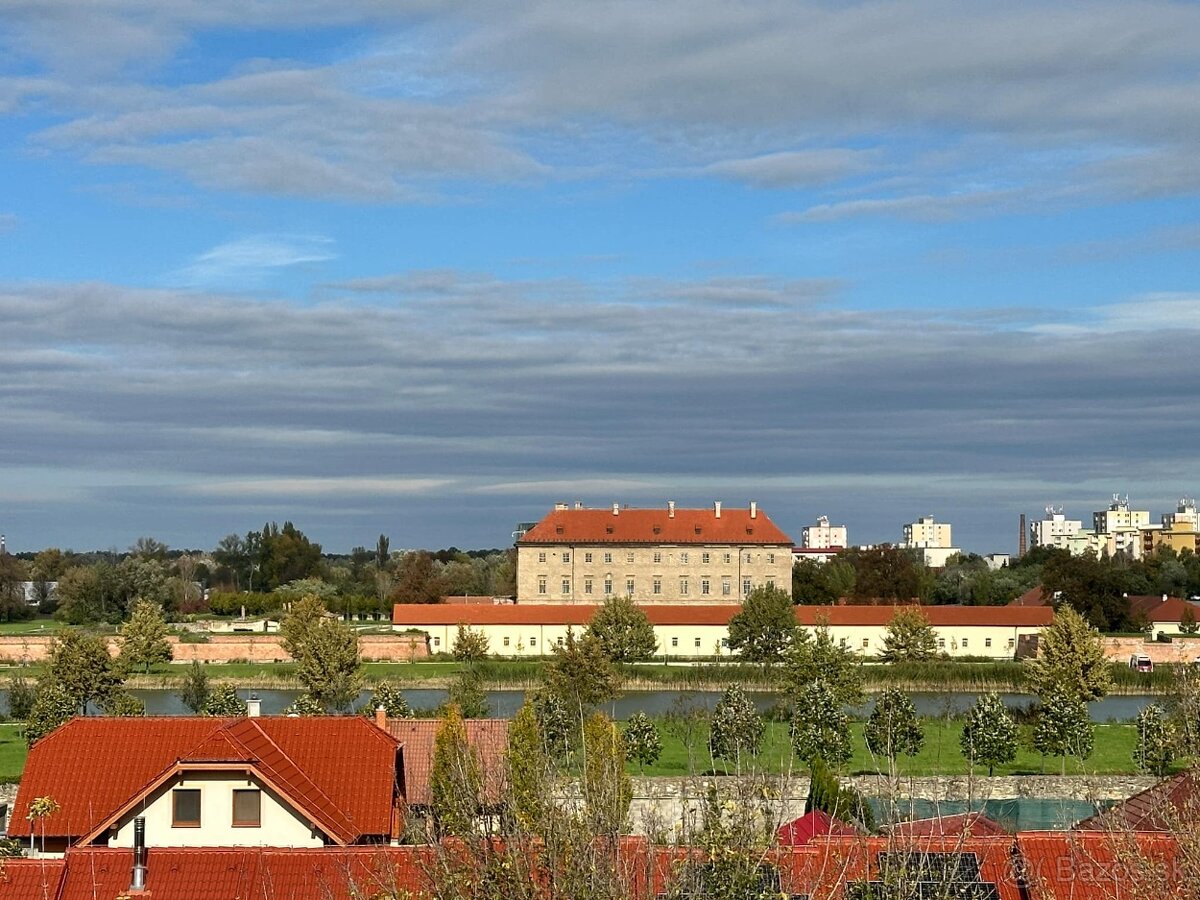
[606,525,614,534]
[653,525,661,534]
[556,526,564,534]
[233,789,261,827]
[694,526,702,535]
[172,789,201,827]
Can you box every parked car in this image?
[1129,654,1153,673]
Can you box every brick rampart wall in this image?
[1103,635,1200,663]
[0,633,428,665]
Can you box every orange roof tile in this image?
[518,506,792,546]
[794,605,1055,627]
[1016,831,1181,898]
[0,859,65,899]
[1075,770,1200,832]
[1128,594,1197,624]
[886,812,1009,838]
[11,716,400,844]
[385,718,509,806]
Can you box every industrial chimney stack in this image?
[1019,513,1027,557]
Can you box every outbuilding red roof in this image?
[886,812,1008,838]
[1128,594,1197,625]
[385,717,510,807]
[10,716,400,844]
[1075,770,1200,832]
[518,506,792,546]
[1016,831,1182,898]
[775,809,857,846]
[794,605,1055,627]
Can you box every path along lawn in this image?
[631,719,1155,778]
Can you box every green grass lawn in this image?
[0,619,64,636]
[630,719,1160,778]
[0,724,27,783]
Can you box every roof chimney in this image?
[246,694,261,717]
[375,705,387,730]
[714,501,722,518]
[130,815,148,891]
[574,500,583,510]
[749,501,758,519]
[612,502,620,516]
[668,500,675,518]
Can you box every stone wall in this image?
[1103,634,1200,663]
[0,633,428,665]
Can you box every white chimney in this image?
[574,500,583,510]
[714,501,722,518]
[612,502,620,516]
[246,695,261,717]
[375,706,387,730]
[749,501,758,519]
[668,501,675,518]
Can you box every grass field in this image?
[0,724,26,783]
[632,719,1160,778]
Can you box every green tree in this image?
[294,618,364,712]
[805,755,875,830]
[48,629,123,714]
[791,558,843,605]
[726,585,798,663]
[879,607,939,662]
[26,796,61,855]
[542,631,622,717]
[782,622,864,709]
[451,623,490,662]
[53,566,104,625]
[708,684,765,768]
[203,685,248,716]
[791,680,852,767]
[362,682,413,719]
[1181,605,1197,635]
[1032,695,1094,775]
[960,692,1018,776]
[1133,703,1177,776]
[284,693,326,716]
[507,701,551,831]
[429,704,483,837]
[24,683,77,745]
[279,595,327,659]
[0,554,33,622]
[586,595,658,662]
[1027,605,1112,704]
[842,545,924,601]
[177,661,211,714]
[6,677,37,723]
[864,688,924,776]
[103,691,146,717]
[119,600,173,673]
[623,711,662,772]
[582,711,631,837]
[530,688,574,762]
[446,667,489,719]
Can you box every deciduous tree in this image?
[1027,605,1111,703]
[452,623,490,662]
[623,711,662,772]
[24,683,77,745]
[708,684,764,768]
[586,595,658,662]
[960,692,1018,776]
[177,661,210,714]
[294,618,364,712]
[430,704,483,837]
[119,600,173,673]
[48,629,123,714]
[782,622,864,709]
[582,711,631,837]
[1133,703,1177,776]
[203,685,248,716]
[879,607,939,662]
[864,688,924,776]
[446,667,489,719]
[507,701,551,831]
[791,680,852,767]
[726,585,798,663]
[542,631,621,717]
[1032,695,1094,775]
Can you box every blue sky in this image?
[2,1,1199,554]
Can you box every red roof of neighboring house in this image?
[1075,770,1200,832]
[1128,595,1196,625]
[518,506,793,546]
[0,859,65,899]
[386,718,509,806]
[887,812,1009,838]
[10,717,400,844]
[53,847,433,900]
[393,603,1054,628]
[1016,831,1182,898]
[1009,586,1049,607]
[775,810,856,846]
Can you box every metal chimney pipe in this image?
[131,816,148,890]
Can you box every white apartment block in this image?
[516,501,794,603]
[1163,498,1200,530]
[901,515,960,567]
[1029,506,1084,551]
[801,515,847,550]
[1093,495,1151,534]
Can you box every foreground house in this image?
[9,716,404,855]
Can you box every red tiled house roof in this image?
[1075,770,1200,832]
[518,506,793,546]
[1016,831,1182,899]
[386,718,509,807]
[775,810,857,847]
[1009,585,1050,607]
[0,859,65,899]
[886,812,1009,838]
[10,717,401,845]
[1128,594,1196,626]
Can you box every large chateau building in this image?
[515,501,794,603]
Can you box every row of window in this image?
[172,788,260,828]
[838,636,1014,651]
[537,577,771,596]
[535,551,776,565]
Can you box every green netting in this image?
[866,797,1112,832]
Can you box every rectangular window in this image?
[701,579,710,595]
[701,552,710,564]
[626,552,635,564]
[723,553,731,564]
[529,637,536,647]
[653,578,662,595]
[172,789,201,828]
[604,552,612,564]
[961,638,969,648]
[985,638,992,648]
[671,637,679,648]
[626,578,635,595]
[585,552,593,563]
[768,553,775,564]
[604,578,613,595]
[938,638,946,649]
[562,552,570,563]
[433,636,441,647]
[694,638,701,648]
[862,638,869,649]
[766,579,775,590]
[585,578,593,595]
[538,577,547,595]
[1007,638,1015,649]
[840,637,848,648]
[503,637,510,647]
[653,551,662,563]
[742,579,751,596]
[722,578,731,596]
[680,552,689,564]
[680,578,689,596]
[232,789,261,828]
[745,553,753,563]
[561,579,570,594]
[538,552,546,563]
[557,636,564,647]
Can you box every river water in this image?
[1,688,1162,720]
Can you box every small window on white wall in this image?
[233,789,261,828]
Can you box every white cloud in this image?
[174,234,336,287]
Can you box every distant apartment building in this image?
[515,501,793,603]
[801,515,847,550]
[1092,494,1153,559]
[1029,506,1083,551]
[901,515,960,568]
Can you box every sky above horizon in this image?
[2,1,1200,555]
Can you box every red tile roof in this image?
[385,718,509,806]
[0,859,65,899]
[518,506,793,546]
[886,812,1009,838]
[775,810,857,846]
[1016,831,1182,898]
[1128,594,1196,625]
[1075,770,1200,832]
[393,602,1054,628]
[1009,586,1050,607]
[10,717,400,844]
